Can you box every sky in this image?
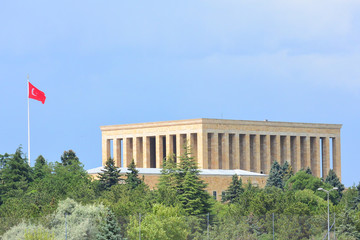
[0,0,359,187]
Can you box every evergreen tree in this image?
[125,160,142,190]
[60,150,79,166]
[305,167,312,175]
[98,158,122,191]
[222,174,244,203]
[33,155,48,180]
[266,161,283,189]
[0,147,33,203]
[325,169,345,196]
[157,155,178,206]
[281,161,294,183]
[176,146,211,215]
[97,209,122,240]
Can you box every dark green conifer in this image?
[125,160,142,190]
[60,150,79,166]
[33,155,47,180]
[222,174,244,203]
[325,169,345,196]
[266,161,283,189]
[98,158,122,191]
[97,209,122,240]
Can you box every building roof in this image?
[87,166,268,177]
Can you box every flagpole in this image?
[27,74,30,166]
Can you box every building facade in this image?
[100,118,341,179]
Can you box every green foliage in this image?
[50,198,105,239]
[24,228,55,240]
[266,161,283,189]
[127,204,189,240]
[0,147,33,204]
[99,158,122,191]
[325,169,345,196]
[222,174,244,203]
[97,209,122,240]
[157,155,179,206]
[60,150,79,166]
[125,160,142,190]
[33,155,50,180]
[2,222,52,240]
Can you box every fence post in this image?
[272,213,275,240]
[139,213,141,240]
[65,213,67,240]
[207,212,210,240]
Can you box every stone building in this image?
[89,118,342,200]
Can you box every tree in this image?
[60,150,79,166]
[157,155,178,206]
[325,169,344,196]
[97,209,122,240]
[305,167,312,175]
[125,160,142,190]
[33,155,48,180]
[98,158,122,191]
[222,174,244,203]
[176,146,211,215]
[0,147,33,204]
[281,161,293,183]
[266,161,283,189]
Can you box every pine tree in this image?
[125,160,142,190]
[97,209,122,240]
[98,158,122,191]
[266,161,283,189]
[222,174,244,203]
[305,167,312,175]
[325,169,345,196]
[33,155,47,180]
[176,146,211,215]
[157,155,179,206]
[0,147,33,203]
[281,161,294,183]
[60,150,79,166]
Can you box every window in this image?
[213,191,217,200]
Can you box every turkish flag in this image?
[28,82,46,104]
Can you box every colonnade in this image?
[102,132,341,179]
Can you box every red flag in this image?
[28,82,46,104]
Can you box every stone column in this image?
[265,135,271,174]
[123,138,131,168]
[322,137,330,178]
[222,133,230,169]
[166,134,174,158]
[113,139,121,167]
[176,134,186,160]
[275,135,281,163]
[233,134,240,169]
[133,137,143,168]
[143,136,150,168]
[211,133,219,169]
[197,131,208,169]
[285,136,291,164]
[156,135,164,168]
[295,136,301,172]
[332,136,341,180]
[243,134,251,171]
[304,136,311,169]
[254,134,261,173]
[311,137,320,177]
[102,137,111,166]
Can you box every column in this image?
[285,135,291,164]
[233,134,240,169]
[156,135,164,168]
[222,133,230,169]
[304,136,311,169]
[176,134,187,160]
[322,137,330,178]
[123,138,133,168]
[133,137,143,168]
[254,134,261,173]
[295,136,301,172]
[166,134,174,158]
[197,131,208,169]
[275,135,281,163]
[114,138,121,167]
[244,134,251,171]
[265,135,271,174]
[143,136,150,168]
[332,136,341,181]
[102,137,111,166]
[211,133,219,169]
[311,137,320,177]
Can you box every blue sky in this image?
[1,1,359,186]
